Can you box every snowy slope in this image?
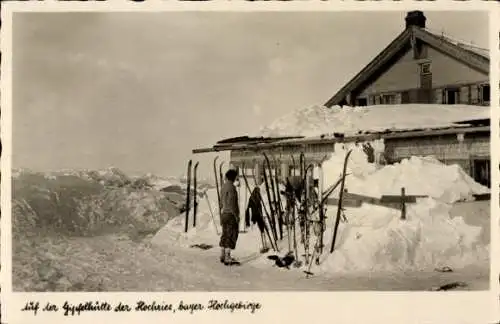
[259,104,489,137]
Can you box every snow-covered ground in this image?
[258,104,489,137]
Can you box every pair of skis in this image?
[304,149,353,277]
[185,159,200,233]
[213,156,225,214]
[241,162,278,252]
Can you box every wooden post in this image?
[400,187,406,220]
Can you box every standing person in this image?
[219,168,241,266]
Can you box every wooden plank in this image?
[380,195,420,203]
[400,187,406,220]
[325,197,401,210]
[325,197,363,208]
[344,192,382,204]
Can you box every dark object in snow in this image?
[431,281,467,291]
[434,266,453,273]
[267,251,295,269]
[333,132,344,138]
[190,243,213,250]
[160,184,184,194]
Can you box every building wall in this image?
[230,132,490,186]
[426,46,488,87]
[356,44,489,105]
[359,48,419,96]
[384,133,490,181]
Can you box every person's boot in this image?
[224,249,240,266]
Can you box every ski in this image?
[273,155,285,225]
[185,159,193,233]
[193,161,200,228]
[315,155,329,265]
[299,152,305,178]
[292,200,301,267]
[303,163,315,264]
[263,153,282,240]
[251,163,279,249]
[219,161,225,190]
[213,156,221,213]
[330,150,353,254]
[262,157,279,241]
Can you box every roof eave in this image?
[324,28,412,107]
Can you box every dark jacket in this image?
[245,188,263,227]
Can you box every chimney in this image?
[405,11,426,29]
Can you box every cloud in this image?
[268,57,286,75]
[252,105,262,116]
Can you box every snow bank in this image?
[318,198,488,273]
[12,169,181,237]
[322,143,489,203]
[317,147,489,273]
[259,104,489,137]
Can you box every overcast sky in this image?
[13,11,489,179]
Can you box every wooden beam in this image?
[192,126,489,155]
[380,195,427,203]
[192,147,218,154]
[325,29,413,107]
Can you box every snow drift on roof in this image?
[258,104,490,137]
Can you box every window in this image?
[420,62,431,75]
[401,91,410,104]
[380,94,397,105]
[356,98,368,106]
[480,84,490,104]
[443,88,460,105]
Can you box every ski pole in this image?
[213,157,221,213]
[204,191,220,235]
